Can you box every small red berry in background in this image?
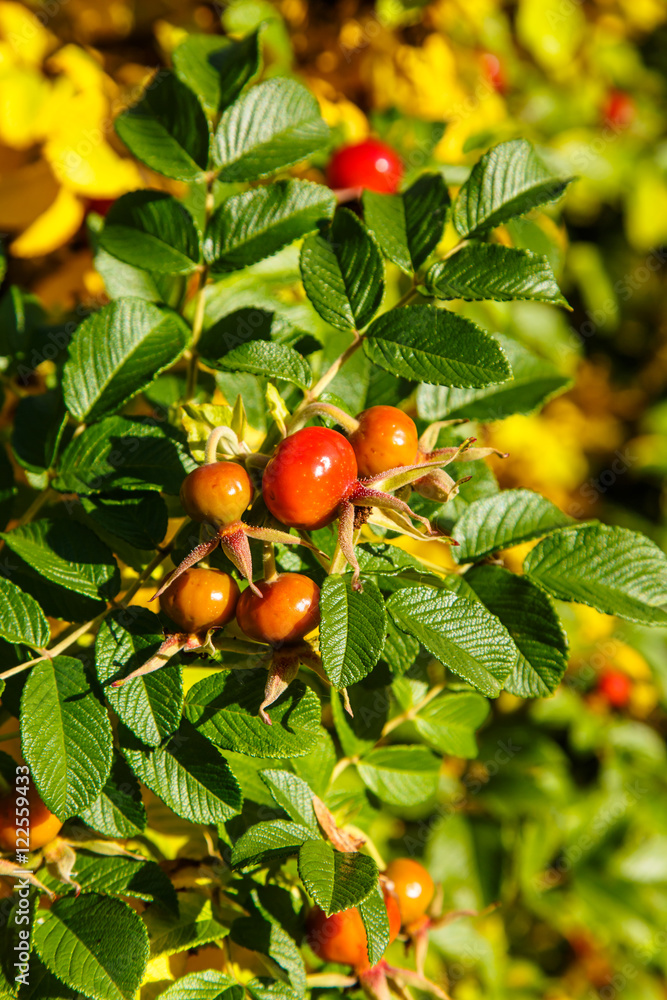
[236,573,320,646]
[306,887,401,972]
[349,405,420,479]
[480,52,507,94]
[179,461,254,528]
[384,858,435,928]
[597,669,632,708]
[262,426,358,530]
[327,138,403,194]
[86,197,115,217]
[603,90,636,128]
[159,567,240,633]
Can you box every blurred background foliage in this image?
[1,1,666,998]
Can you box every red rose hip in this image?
[306,886,401,971]
[327,138,403,194]
[236,573,320,646]
[180,461,253,527]
[597,669,632,708]
[384,857,435,927]
[160,567,239,633]
[349,405,420,479]
[262,427,358,530]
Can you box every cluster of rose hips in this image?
[307,857,462,999]
[117,404,499,720]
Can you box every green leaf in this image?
[216,340,312,389]
[426,244,567,305]
[319,576,386,689]
[0,519,119,603]
[143,892,228,957]
[62,298,190,422]
[524,524,667,625]
[34,894,149,1000]
[173,31,261,114]
[331,686,386,758]
[357,745,440,805]
[466,565,568,697]
[240,887,306,994]
[79,750,146,837]
[115,70,210,181]
[416,334,571,421]
[0,577,49,649]
[80,491,168,551]
[387,587,516,696]
[363,173,450,273]
[99,191,201,275]
[364,305,511,388]
[453,139,573,238]
[11,390,69,476]
[300,209,384,330]
[40,850,177,910]
[452,489,573,562]
[20,655,113,819]
[184,670,321,758]
[94,247,164,303]
[231,819,318,868]
[413,691,490,757]
[54,415,196,496]
[121,721,242,824]
[213,78,329,181]
[359,883,390,967]
[204,180,334,272]
[382,618,420,678]
[158,970,236,1000]
[246,981,300,1000]
[96,609,184,748]
[259,770,318,830]
[298,840,378,916]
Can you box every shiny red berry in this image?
[306,886,401,972]
[159,567,240,633]
[384,858,435,928]
[349,405,420,479]
[180,461,253,527]
[236,573,320,646]
[262,427,358,530]
[597,669,632,708]
[327,139,403,194]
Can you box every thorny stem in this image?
[0,545,174,682]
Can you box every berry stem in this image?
[262,542,278,583]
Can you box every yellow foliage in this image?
[10,186,84,257]
[0,5,143,256]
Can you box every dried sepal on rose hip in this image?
[261,425,451,589]
[236,572,322,724]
